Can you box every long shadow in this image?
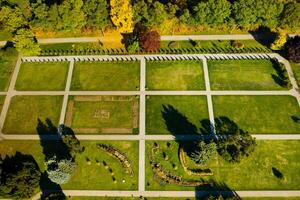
[195,181,241,199]
[270,59,290,88]
[249,26,277,48]
[36,118,72,199]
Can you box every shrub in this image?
[231,41,244,49]
[140,30,160,52]
[45,156,76,184]
[271,31,288,50]
[127,41,140,53]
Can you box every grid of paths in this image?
[0,53,300,199]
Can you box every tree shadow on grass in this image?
[270,59,290,88]
[248,26,277,48]
[195,181,241,199]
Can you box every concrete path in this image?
[1,52,300,199]
[33,190,300,198]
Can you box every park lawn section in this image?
[161,40,268,50]
[0,48,18,91]
[0,96,5,113]
[2,96,63,135]
[0,140,139,190]
[290,62,300,86]
[213,95,300,134]
[146,95,209,135]
[146,60,205,90]
[40,42,102,51]
[208,59,288,90]
[145,140,300,191]
[71,61,140,91]
[66,96,139,134]
[15,62,69,91]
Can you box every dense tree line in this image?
[0,0,299,54]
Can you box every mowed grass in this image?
[291,62,300,86]
[71,61,140,91]
[146,96,208,134]
[146,60,205,90]
[0,96,5,113]
[15,62,69,91]
[67,96,138,134]
[3,96,63,134]
[0,48,18,91]
[213,95,300,134]
[208,59,288,90]
[145,140,300,191]
[0,140,139,190]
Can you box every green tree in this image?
[0,6,27,32]
[0,152,41,199]
[147,1,169,26]
[83,0,110,30]
[190,141,217,165]
[215,117,256,163]
[233,0,284,28]
[56,0,86,32]
[13,28,41,56]
[193,0,231,25]
[280,2,300,30]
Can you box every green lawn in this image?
[2,96,63,134]
[0,95,5,113]
[146,95,209,135]
[213,95,300,134]
[290,62,300,87]
[66,96,139,134]
[161,40,269,50]
[0,140,139,190]
[15,62,69,91]
[40,42,102,51]
[146,60,205,90]
[145,140,300,191]
[0,48,18,91]
[71,61,140,91]
[208,59,289,90]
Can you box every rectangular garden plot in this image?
[208,59,290,90]
[65,96,139,134]
[146,95,209,135]
[145,140,300,191]
[146,60,205,90]
[291,62,300,87]
[15,62,69,91]
[2,95,63,134]
[213,95,300,134]
[0,140,139,190]
[71,61,140,91]
[0,48,18,91]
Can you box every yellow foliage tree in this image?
[271,31,288,51]
[110,0,134,33]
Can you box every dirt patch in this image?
[74,96,102,102]
[73,128,99,134]
[101,128,132,134]
[65,100,74,126]
[132,100,139,128]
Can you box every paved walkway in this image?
[0,53,300,199]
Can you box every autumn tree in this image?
[13,28,41,56]
[271,31,287,50]
[285,36,300,63]
[140,31,160,52]
[110,0,134,33]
